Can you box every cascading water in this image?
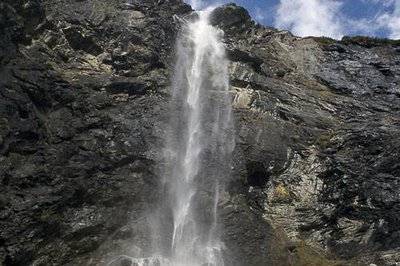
[158,8,234,265]
[110,8,234,266]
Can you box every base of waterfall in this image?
[108,254,223,266]
[107,240,225,266]
[108,255,166,266]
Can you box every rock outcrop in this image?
[0,1,399,265]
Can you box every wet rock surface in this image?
[221,4,400,264]
[0,1,399,265]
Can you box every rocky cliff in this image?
[0,1,399,265]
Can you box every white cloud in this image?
[361,0,394,6]
[375,0,400,39]
[255,7,266,21]
[347,17,379,36]
[275,0,344,39]
[187,0,400,40]
[189,0,205,10]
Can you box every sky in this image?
[186,0,400,40]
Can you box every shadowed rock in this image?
[0,0,399,265]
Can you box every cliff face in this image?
[0,1,399,265]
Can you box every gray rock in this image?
[0,1,399,265]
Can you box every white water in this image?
[111,8,234,266]
[160,9,234,266]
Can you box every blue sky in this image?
[186,0,400,39]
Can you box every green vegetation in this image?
[270,228,345,266]
[319,88,338,98]
[291,241,343,266]
[311,35,400,48]
[0,117,10,130]
[312,36,336,46]
[317,131,333,149]
[40,207,57,223]
[341,35,400,48]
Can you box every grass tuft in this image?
[0,117,10,130]
[312,36,336,46]
[269,228,345,266]
[341,35,400,48]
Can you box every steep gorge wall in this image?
[211,5,400,265]
[0,1,399,265]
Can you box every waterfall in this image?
[110,8,234,266]
[159,8,234,266]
